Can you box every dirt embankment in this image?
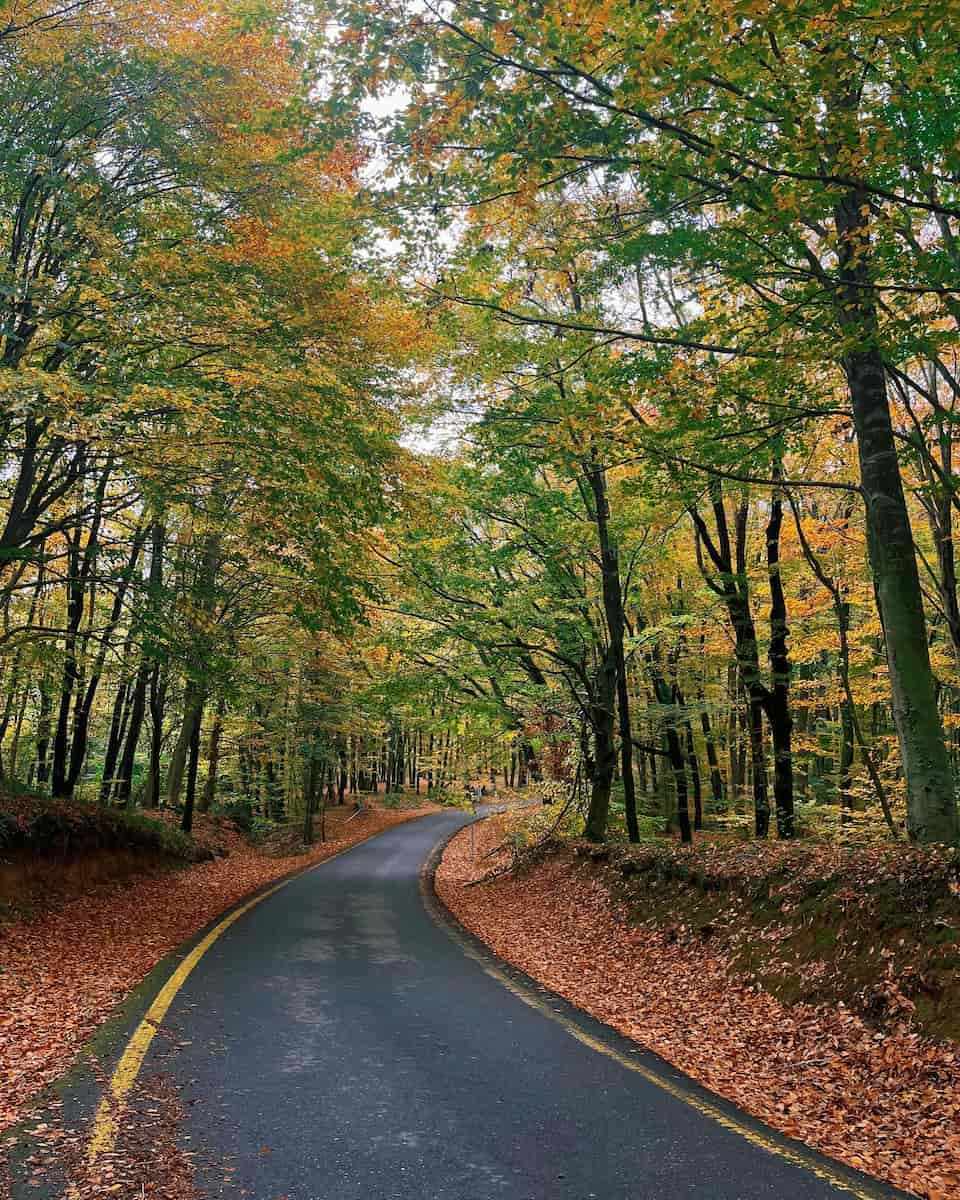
[0,793,215,911]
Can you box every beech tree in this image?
[334,0,960,843]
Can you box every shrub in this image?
[248,814,276,844]
[214,798,256,836]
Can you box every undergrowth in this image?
[0,790,204,861]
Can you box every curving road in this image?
[92,811,902,1199]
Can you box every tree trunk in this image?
[143,665,166,808]
[700,705,725,809]
[35,673,53,787]
[316,761,327,842]
[684,719,703,831]
[181,709,203,833]
[115,659,149,808]
[51,527,85,797]
[520,739,540,784]
[98,677,129,805]
[8,682,30,780]
[337,743,347,805]
[167,681,205,808]
[727,665,742,798]
[141,521,167,808]
[0,549,44,778]
[835,187,957,844]
[167,529,219,809]
[666,723,692,843]
[303,755,318,845]
[747,696,770,837]
[52,464,111,798]
[585,459,639,841]
[690,486,793,836]
[66,527,147,794]
[647,657,692,843]
[764,486,794,838]
[583,645,618,841]
[200,698,225,813]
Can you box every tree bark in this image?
[51,462,110,797]
[115,658,149,807]
[98,675,129,805]
[584,459,640,842]
[764,484,794,838]
[67,526,147,794]
[167,529,219,809]
[35,674,53,786]
[167,680,205,809]
[143,665,166,808]
[200,697,225,812]
[583,644,618,841]
[835,187,957,843]
[684,717,703,831]
[700,705,725,809]
[691,491,774,835]
[181,708,202,833]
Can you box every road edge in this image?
[4,809,435,1198]
[420,819,914,1200]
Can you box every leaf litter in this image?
[436,819,960,1200]
[0,804,434,1139]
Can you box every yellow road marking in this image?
[85,887,277,1162]
[78,824,413,1174]
[421,841,894,1200]
[76,817,896,1200]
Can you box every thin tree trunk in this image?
[684,719,703,831]
[167,529,219,808]
[167,680,204,808]
[98,676,129,805]
[764,483,794,838]
[788,493,897,835]
[200,697,225,813]
[303,755,318,845]
[143,665,165,808]
[700,705,725,809]
[181,708,203,833]
[585,458,639,841]
[747,697,770,837]
[52,463,110,798]
[583,645,618,842]
[35,672,53,786]
[666,723,692,843]
[115,658,149,808]
[66,526,147,794]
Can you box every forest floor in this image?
[436,815,960,1200]
[0,796,438,1136]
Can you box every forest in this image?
[1,0,956,851]
[3,2,960,1198]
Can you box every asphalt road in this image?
[121,810,899,1200]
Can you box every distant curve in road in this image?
[106,811,904,1200]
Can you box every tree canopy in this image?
[0,0,958,847]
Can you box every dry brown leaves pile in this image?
[437,821,960,1200]
[0,803,434,1135]
[4,1072,202,1200]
